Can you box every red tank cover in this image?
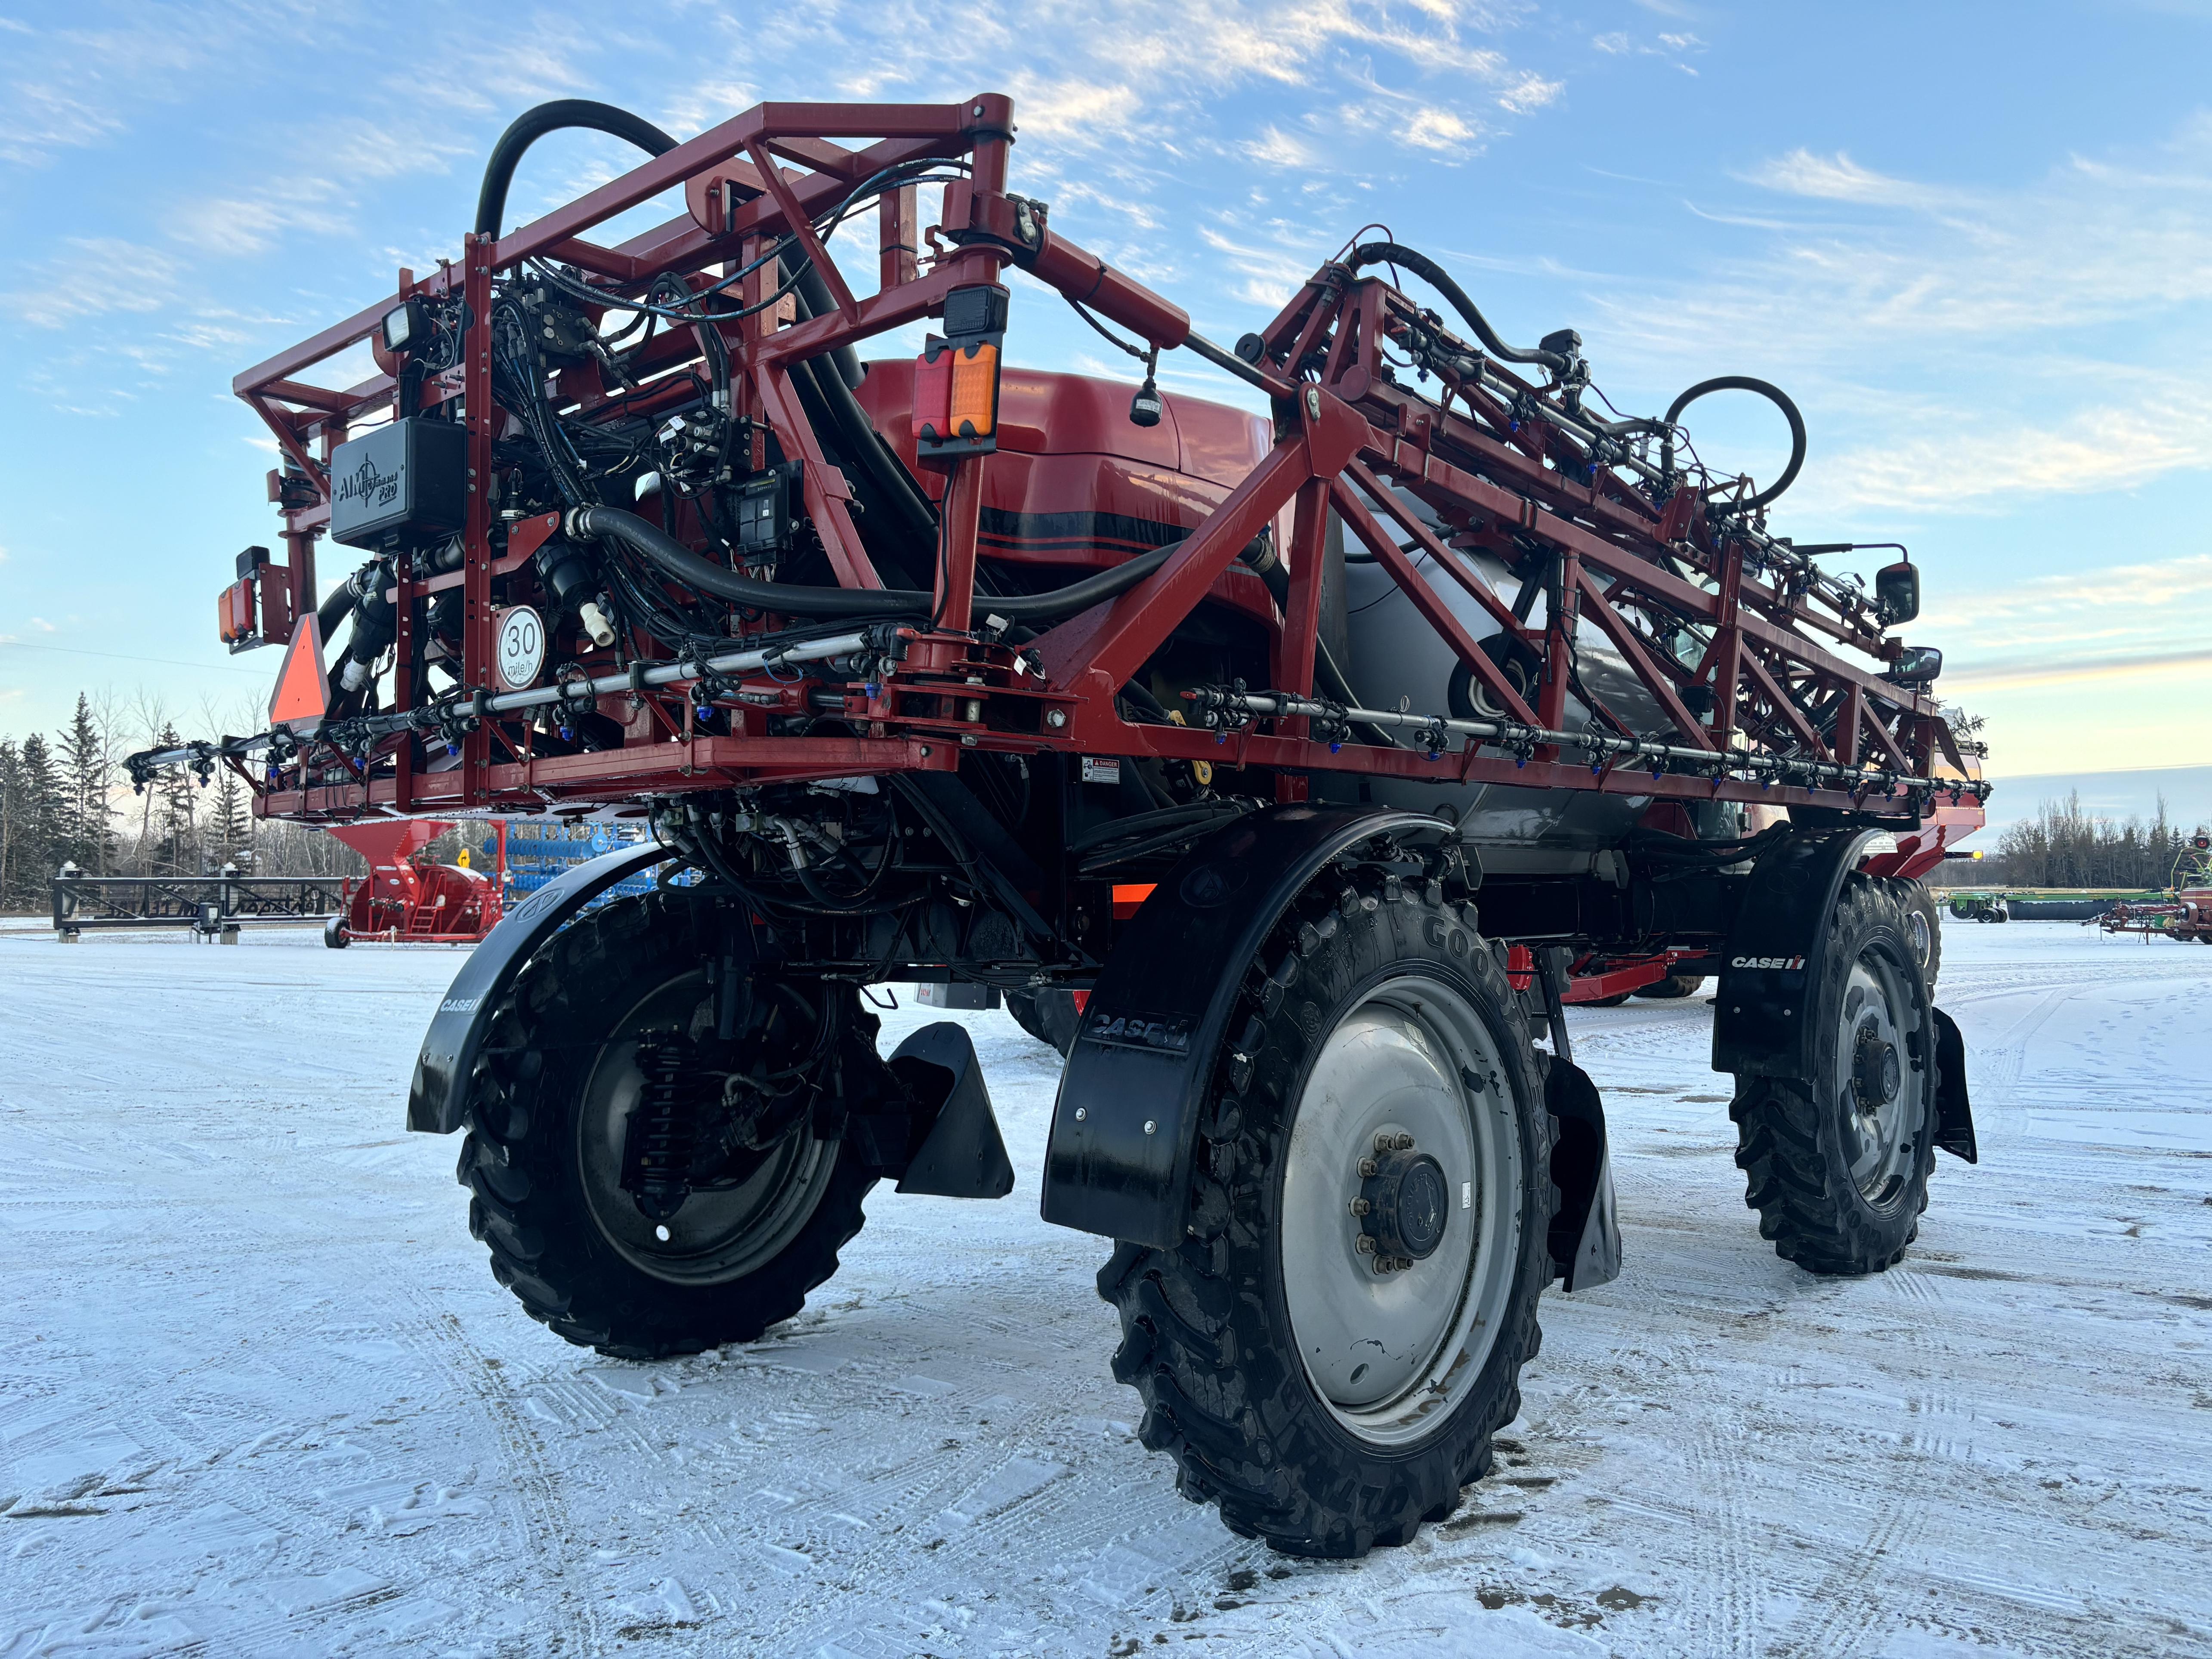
[858,361,1278,602]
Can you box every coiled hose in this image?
[1660,377,1807,510]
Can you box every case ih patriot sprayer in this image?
[133,94,1987,1557]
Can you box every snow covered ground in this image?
[2,918,2209,1658]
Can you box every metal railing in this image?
[52,862,346,940]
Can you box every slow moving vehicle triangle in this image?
[269,612,327,733]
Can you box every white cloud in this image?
[1568,118,2212,516]
[1004,74,1144,143]
[1923,553,2212,635]
[1741,149,1964,211]
[1242,125,1324,169]
[7,239,186,328]
[1398,104,1488,153]
[1495,71,1564,114]
[1813,395,2212,513]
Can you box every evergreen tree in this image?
[0,738,21,907]
[20,733,64,892]
[208,767,252,869]
[57,693,115,873]
[149,724,199,875]
[0,734,67,908]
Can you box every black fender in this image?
[885,1023,1016,1199]
[1041,804,1447,1248]
[1544,1057,1622,1291]
[1710,826,1883,1082]
[1930,1005,1977,1162]
[406,839,680,1134]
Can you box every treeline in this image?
[1972,793,2210,891]
[0,690,384,911]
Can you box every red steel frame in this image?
[227,92,1982,876]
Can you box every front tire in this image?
[1099,870,1553,1558]
[1731,875,1936,1276]
[455,889,876,1358]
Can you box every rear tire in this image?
[1098,868,1552,1558]
[1891,878,1942,986]
[454,889,876,1358]
[1634,973,1705,1000]
[1730,875,1935,1276]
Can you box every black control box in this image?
[329,418,468,550]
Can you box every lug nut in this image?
[1374,1132,1394,1154]
[1357,1157,1378,1178]
[1394,1133,1415,1152]
[1348,1197,1371,1217]
[1355,1234,1376,1254]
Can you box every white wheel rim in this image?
[1833,952,1927,1208]
[1278,974,1524,1446]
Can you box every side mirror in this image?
[1887,645,1943,685]
[1876,560,1919,625]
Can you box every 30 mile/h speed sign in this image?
[493,605,546,692]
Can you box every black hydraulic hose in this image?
[986,544,1177,620]
[572,505,1183,623]
[575,504,921,618]
[1661,376,1807,510]
[1346,241,1571,374]
[317,569,365,637]
[784,268,939,550]
[789,262,864,390]
[475,100,677,240]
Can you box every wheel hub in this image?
[1850,1017,1900,1112]
[1356,1139,1449,1270]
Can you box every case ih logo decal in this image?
[335,457,402,511]
[1082,1011,1194,1053]
[1731,955,1806,971]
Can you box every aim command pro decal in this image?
[1731,955,1807,971]
[1081,1010,1195,1054]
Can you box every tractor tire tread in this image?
[454,887,875,1359]
[1096,867,1552,1560]
[1730,876,1937,1277]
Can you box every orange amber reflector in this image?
[1110,882,1156,920]
[948,340,999,439]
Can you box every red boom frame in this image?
[221,92,1983,878]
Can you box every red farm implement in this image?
[321,820,506,947]
[132,91,1985,1559]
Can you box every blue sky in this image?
[2,0,2207,820]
